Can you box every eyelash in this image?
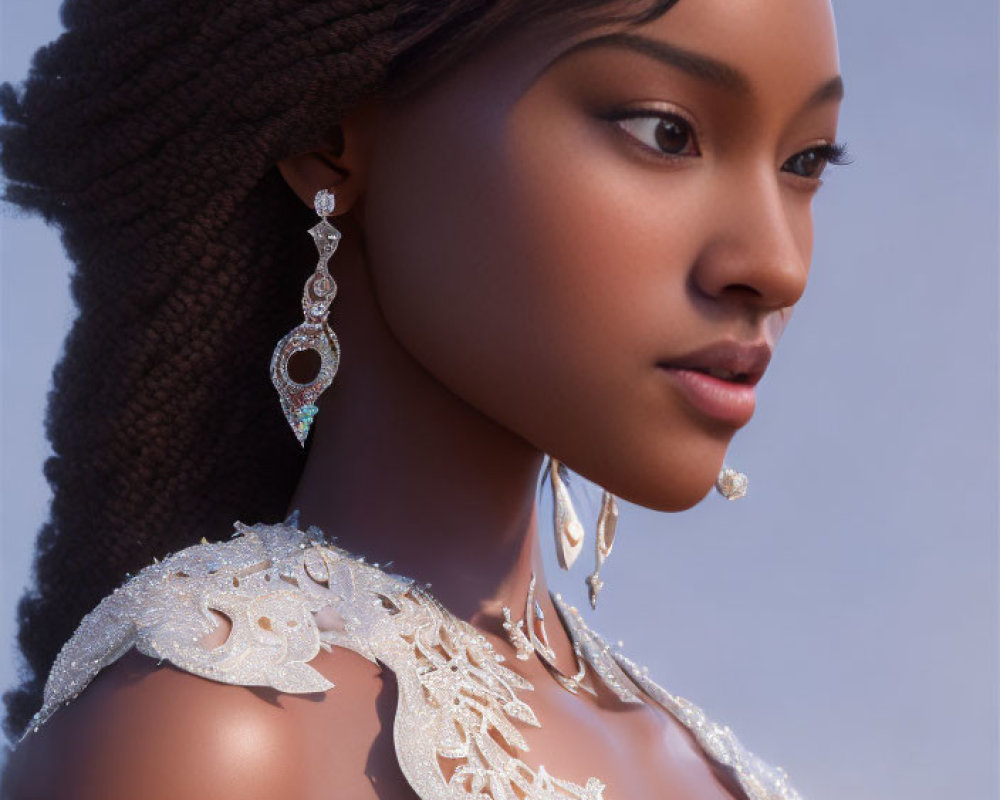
[602,108,851,183]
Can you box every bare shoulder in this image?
[4,646,415,800]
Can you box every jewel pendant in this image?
[270,216,342,446]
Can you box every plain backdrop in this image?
[1,1,998,798]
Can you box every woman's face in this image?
[359,0,843,510]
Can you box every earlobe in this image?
[275,98,383,217]
[275,149,348,211]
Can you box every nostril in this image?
[726,283,764,298]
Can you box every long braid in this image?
[0,0,677,744]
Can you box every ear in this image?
[276,98,383,219]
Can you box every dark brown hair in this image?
[0,0,679,742]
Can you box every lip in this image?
[657,340,772,427]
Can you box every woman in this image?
[1,0,846,797]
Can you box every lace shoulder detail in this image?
[24,517,803,800]
[23,518,605,800]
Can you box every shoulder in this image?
[7,517,421,799]
[6,645,399,800]
[7,650,303,800]
[28,518,378,728]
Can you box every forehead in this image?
[621,0,842,102]
[397,0,840,116]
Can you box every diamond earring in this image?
[270,189,342,446]
[716,466,748,500]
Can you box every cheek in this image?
[362,97,581,446]
[362,92,728,509]
[497,104,735,503]
[500,103,708,370]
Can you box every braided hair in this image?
[0,0,678,743]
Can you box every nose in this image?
[690,170,810,314]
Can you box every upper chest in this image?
[292,644,744,800]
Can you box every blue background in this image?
[2,1,997,797]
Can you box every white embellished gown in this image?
[21,515,803,800]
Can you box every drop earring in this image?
[545,457,621,608]
[716,466,748,500]
[548,457,585,570]
[586,490,619,610]
[270,189,342,446]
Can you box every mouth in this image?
[676,366,757,384]
[656,340,771,427]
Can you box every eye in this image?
[604,109,701,159]
[782,142,851,181]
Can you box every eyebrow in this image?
[546,32,844,110]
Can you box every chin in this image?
[582,446,727,513]
[620,475,718,513]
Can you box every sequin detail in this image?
[23,517,803,800]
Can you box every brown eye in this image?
[782,143,850,180]
[783,150,826,179]
[653,115,693,154]
[611,111,700,158]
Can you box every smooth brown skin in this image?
[6,1,842,798]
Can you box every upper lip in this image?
[658,340,772,386]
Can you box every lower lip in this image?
[659,367,756,427]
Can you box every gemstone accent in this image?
[293,404,319,440]
[314,189,336,217]
[716,466,749,501]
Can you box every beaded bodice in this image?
[23,516,803,800]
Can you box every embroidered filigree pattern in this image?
[24,517,802,800]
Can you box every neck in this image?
[285,216,568,659]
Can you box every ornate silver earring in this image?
[716,466,748,500]
[586,490,618,610]
[548,457,585,570]
[270,189,342,446]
